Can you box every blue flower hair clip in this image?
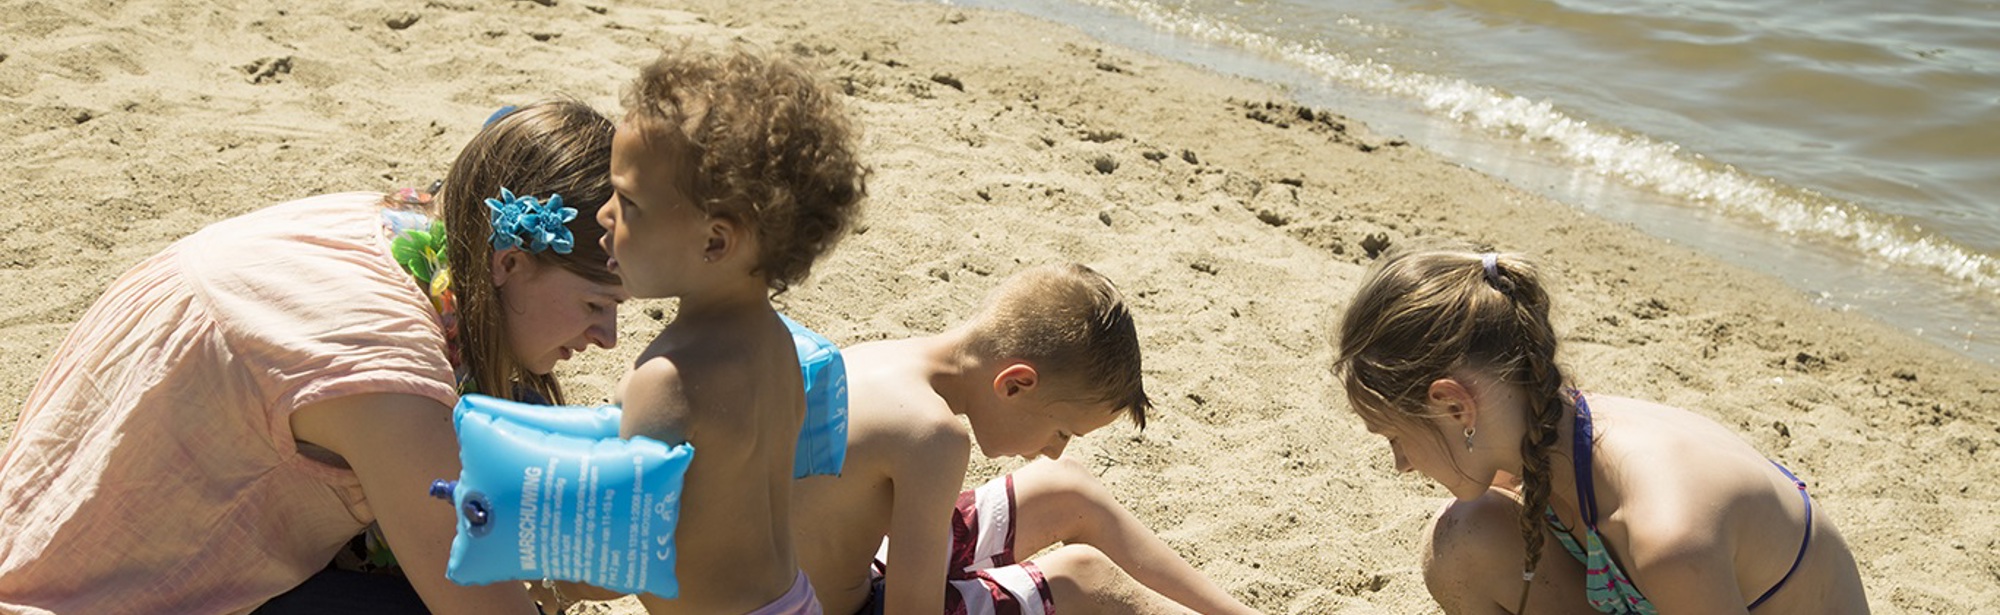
[486,188,577,254]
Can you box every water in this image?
[935,0,2000,364]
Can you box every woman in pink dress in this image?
[0,100,628,615]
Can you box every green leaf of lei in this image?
[390,221,450,288]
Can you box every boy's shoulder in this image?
[619,326,790,437]
[852,396,971,489]
[633,320,784,387]
[843,340,973,467]
[849,380,969,457]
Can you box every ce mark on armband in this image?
[651,501,677,524]
[654,536,672,561]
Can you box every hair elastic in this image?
[483,105,519,128]
[1480,252,1503,288]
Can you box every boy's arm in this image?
[524,359,694,608]
[882,424,973,615]
[617,358,694,444]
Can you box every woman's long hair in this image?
[437,99,616,404]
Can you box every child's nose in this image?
[596,197,617,230]
[1040,438,1069,460]
[1392,448,1412,474]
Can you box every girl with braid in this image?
[1333,245,1867,615]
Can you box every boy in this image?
[595,43,865,615]
[792,264,1261,615]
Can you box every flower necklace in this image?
[382,187,471,394]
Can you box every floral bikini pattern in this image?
[1545,509,1657,614]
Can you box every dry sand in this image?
[2,0,1996,613]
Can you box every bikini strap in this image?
[1570,391,1602,528]
[1748,462,1813,610]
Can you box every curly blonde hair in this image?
[622,41,867,294]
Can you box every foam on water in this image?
[1078,0,2000,295]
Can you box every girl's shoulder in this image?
[1592,394,1786,519]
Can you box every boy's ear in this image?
[992,363,1039,399]
[490,248,530,287]
[701,217,738,264]
[1425,377,1479,432]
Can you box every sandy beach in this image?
[2,0,1996,613]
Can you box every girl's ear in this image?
[1426,377,1480,433]
[992,363,1040,399]
[491,248,530,287]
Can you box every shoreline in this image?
[2,0,1995,612]
[941,0,2000,368]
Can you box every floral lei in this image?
[382,186,470,394]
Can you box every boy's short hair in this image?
[967,264,1151,428]
[622,42,867,293]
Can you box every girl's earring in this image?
[1463,427,1476,450]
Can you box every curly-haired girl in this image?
[591,41,866,615]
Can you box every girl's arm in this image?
[1624,501,1754,614]
[292,393,541,615]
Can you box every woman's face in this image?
[493,251,627,374]
[1364,415,1490,501]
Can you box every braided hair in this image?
[1333,245,1572,613]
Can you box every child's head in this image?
[1334,246,1568,434]
[962,264,1152,450]
[440,99,621,403]
[1332,245,1571,582]
[608,41,866,296]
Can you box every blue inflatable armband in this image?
[451,395,621,439]
[445,315,846,477]
[428,313,843,598]
[782,314,848,478]
[436,396,694,598]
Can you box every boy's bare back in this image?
[793,338,972,613]
[791,264,1157,614]
[617,308,806,614]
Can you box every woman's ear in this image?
[992,363,1040,399]
[491,248,530,288]
[1426,377,1480,432]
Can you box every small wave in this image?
[1079,0,2000,295]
